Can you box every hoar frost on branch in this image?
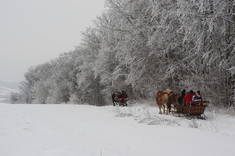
[12,0,234,107]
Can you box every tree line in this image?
[11,0,235,107]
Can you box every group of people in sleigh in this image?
[178,89,203,106]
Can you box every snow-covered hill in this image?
[0,80,19,102]
[0,104,235,156]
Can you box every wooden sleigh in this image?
[113,97,128,106]
[172,101,209,119]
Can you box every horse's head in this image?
[172,93,180,103]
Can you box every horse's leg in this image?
[163,105,165,114]
[166,105,169,114]
[166,104,170,114]
[168,103,171,113]
[159,105,162,114]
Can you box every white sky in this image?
[0,0,106,82]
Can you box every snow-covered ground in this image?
[0,103,235,156]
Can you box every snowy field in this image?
[0,103,235,156]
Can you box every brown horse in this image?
[168,93,180,112]
[156,89,180,114]
[156,90,169,114]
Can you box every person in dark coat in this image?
[121,90,128,98]
[178,89,186,105]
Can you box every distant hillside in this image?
[0,80,20,90]
[0,81,20,103]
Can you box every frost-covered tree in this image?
[16,0,234,106]
[75,27,104,105]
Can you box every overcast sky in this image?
[0,0,106,82]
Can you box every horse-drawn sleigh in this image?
[112,91,128,106]
[172,101,209,119]
[156,89,209,119]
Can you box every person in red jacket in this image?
[184,90,194,106]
